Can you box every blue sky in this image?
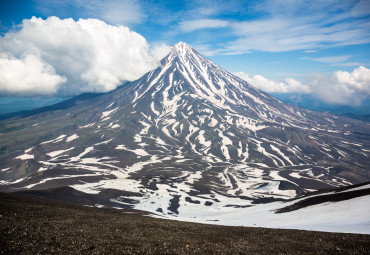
[0,0,370,114]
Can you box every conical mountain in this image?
[0,42,369,216]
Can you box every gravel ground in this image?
[1,192,369,254]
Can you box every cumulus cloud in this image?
[0,17,170,97]
[236,66,370,106]
[234,72,311,94]
[149,43,171,63]
[0,54,66,96]
[179,19,229,32]
[309,66,370,105]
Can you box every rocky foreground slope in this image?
[1,192,370,255]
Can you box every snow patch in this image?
[47,147,75,158]
[101,107,118,119]
[40,135,66,144]
[15,154,34,160]
[66,134,79,142]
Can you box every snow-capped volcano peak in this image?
[171,41,193,54]
[152,42,289,117]
[166,41,201,64]
[132,42,311,123]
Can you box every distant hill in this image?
[338,113,370,122]
[0,93,104,121]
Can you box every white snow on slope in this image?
[94,139,113,145]
[164,191,370,234]
[25,147,33,153]
[15,154,34,160]
[101,107,119,119]
[40,135,66,144]
[79,123,95,128]
[70,147,94,161]
[197,130,211,149]
[66,134,79,142]
[116,145,149,156]
[218,130,232,160]
[139,121,151,134]
[105,102,114,109]
[47,147,75,158]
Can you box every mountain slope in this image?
[0,42,369,222]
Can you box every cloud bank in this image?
[309,66,370,105]
[236,66,370,106]
[234,72,310,94]
[0,54,66,96]
[0,17,169,97]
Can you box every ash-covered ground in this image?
[1,192,369,254]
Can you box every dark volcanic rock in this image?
[1,192,370,255]
[276,182,370,213]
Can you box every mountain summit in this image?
[0,42,369,219]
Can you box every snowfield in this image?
[168,191,370,234]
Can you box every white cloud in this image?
[0,17,169,97]
[226,17,370,53]
[92,0,145,25]
[334,62,367,67]
[302,55,352,64]
[183,0,243,19]
[179,19,229,32]
[217,0,370,54]
[311,66,370,106]
[236,66,370,106]
[150,43,171,63]
[335,66,370,94]
[0,54,66,96]
[350,0,370,18]
[234,72,311,94]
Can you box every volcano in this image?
[0,42,369,231]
